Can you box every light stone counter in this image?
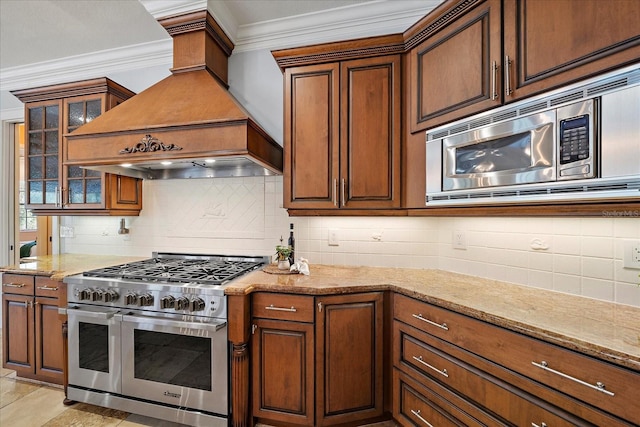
[0,254,146,281]
[226,264,640,372]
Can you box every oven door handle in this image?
[67,306,119,320]
[121,314,227,332]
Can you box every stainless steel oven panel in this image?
[556,99,595,180]
[121,312,228,415]
[442,110,556,191]
[67,306,122,393]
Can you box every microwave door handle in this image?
[121,314,227,332]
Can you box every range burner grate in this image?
[83,258,264,285]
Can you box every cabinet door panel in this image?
[252,318,314,425]
[35,296,64,383]
[410,0,502,131]
[316,293,383,425]
[2,295,34,373]
[503,0,640,100]
[284,64,340,209]
[341,56,401,208]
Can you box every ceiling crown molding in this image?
[0,40,172,93]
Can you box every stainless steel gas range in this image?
[64,252,269,427]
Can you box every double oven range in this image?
[64,252,269,427]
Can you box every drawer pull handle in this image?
[412,313,448,331]
[37,286,58,291]
[410,409,434,427]
[265,304,297,313]
[532,360,614,396]
[531,423,547,427]
[413,355,449,378]
[3,283,26,288]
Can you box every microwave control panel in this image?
[559,114,590,164]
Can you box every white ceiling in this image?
[0,0,442,114]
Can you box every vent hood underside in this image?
[64,10,283,179]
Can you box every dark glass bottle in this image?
[287,223,295,265]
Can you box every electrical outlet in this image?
[328,229,340,246]
[623,241,640,269]
[452,230,467,250]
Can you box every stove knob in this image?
[91,289,104,302]
[77,288,92,301]
[191,297,205,312]
[124,292,138,305]
[103,289,119,303]
[174,296,190,311]
[160,295,175,309]
[138,293,154,307]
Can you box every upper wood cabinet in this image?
[407,0,640,132]
[275,42,402,211]
[12,78,142,216]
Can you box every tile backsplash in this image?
[61,176,640,307]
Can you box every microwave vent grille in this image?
[430,130,449,140]
[519,101,548,115]
[518,188,550,196]
[468,117,492,129]
[586,78,627,96]
[549,90,583,106]
[449,124,469,135]
[492,109,518,122]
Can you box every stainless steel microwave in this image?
[426,65,640,205]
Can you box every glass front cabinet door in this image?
[13,78,142,216]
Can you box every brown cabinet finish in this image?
[407,0,640,131]
[503,0,640,101]
[393,293,639,426]
[316,292,384,425]
[12,78,142,216]
[409,0,502,132]
[2,274,64,384]
[282,55,401,210]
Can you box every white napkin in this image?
[290,258,310,275]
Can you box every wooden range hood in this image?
[65,10,283,179]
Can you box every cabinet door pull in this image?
[531,423,547,427]
[505,55,513,96]
[3,283,26,288]
[37,285,59,291]
[55,187,60,207]
[410,409,434,427]
[265,304,297,312]
[251,324,258,335]
[491,60,498,100]
[340,179,346,207]
[412,355,449,378]
[60,188,66,207]
[412,313,449,331]
[532,360,614,396]
[318,302,322,312]
[332,179,337,206]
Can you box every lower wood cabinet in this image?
[393,293,639,427]
[251,292,384,426]
[2,274,65,384]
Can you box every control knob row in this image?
[77,288,118,302]
[124,292,154,307]
[160,295,206,312]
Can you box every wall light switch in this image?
[60,226,74,238]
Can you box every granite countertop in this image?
[226,264,640,372]
[0,254,146,281]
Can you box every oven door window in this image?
[78,322,110,372]
[133,329,211,391]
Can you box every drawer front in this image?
[397,325,578,427]
[2,274,35,296]
[397,373,466,427]
[252,293,315,322]
[34,277,61,299]
[394,294,640,424]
